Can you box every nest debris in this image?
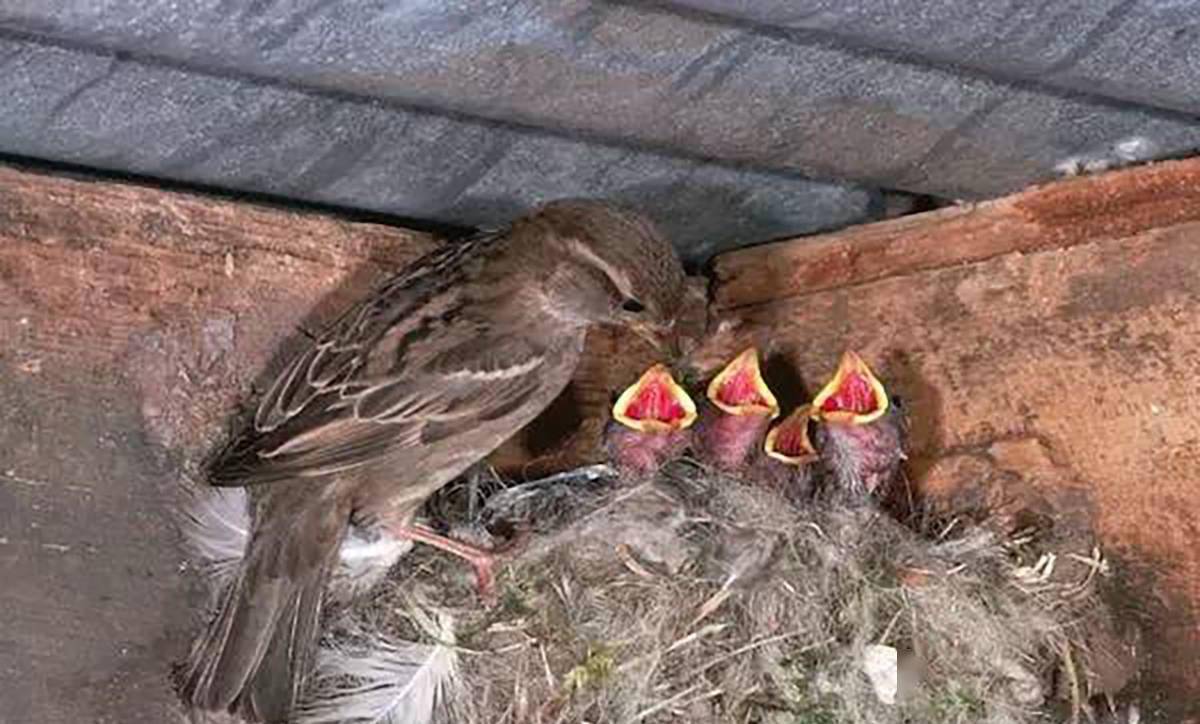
[237,460,1130,724]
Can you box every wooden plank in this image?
[0,162,678,721]
[726,224,1200,714]
[0,165,438,455]
[0,165,439,722]
[5,158,1200,719]
[712,157,1200,310]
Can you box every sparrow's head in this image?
[527,199,686,350]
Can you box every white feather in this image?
[177,484,410,602]
[179,486,251,586]
[296,602,460,724]
[331,527,413,602]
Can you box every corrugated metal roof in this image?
[2,1,1197,262]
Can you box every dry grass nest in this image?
[287,461,1122,724]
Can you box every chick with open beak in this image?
[756,404,821,501]
[694,347,779,472]
[810,351,906,502]
[604,363,697,479]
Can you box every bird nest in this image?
[174,461,1120,724]
[179,349,1134,724]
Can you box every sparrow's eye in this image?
[621,298,646,314]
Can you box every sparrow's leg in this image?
[390,522,503,603]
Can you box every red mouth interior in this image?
[625,379,688,424]
[717,366,768,407]
[772,421,812,458]
[820,371,879,414]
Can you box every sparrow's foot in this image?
[390,522,505,606]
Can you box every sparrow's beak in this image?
[706,347,780,418]
[764,406,818,464]
[810,350,889,425]
[612,363,698,433]
[631,320,682,359]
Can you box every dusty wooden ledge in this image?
[0,164,671,474]
[713,157,1200,309]
[4,158,1200,718]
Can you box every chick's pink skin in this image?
[695,348,779,473]
[604,421,691,478]
[605,365,696,479]
[698,410,773,472]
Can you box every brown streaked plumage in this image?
[180,199,686,722]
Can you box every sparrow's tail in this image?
[180,485,348,722]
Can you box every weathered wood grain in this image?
[5,158,1200,720]
[712,157,1200,310]
[723,221,1200,714]
[0,163,669,721]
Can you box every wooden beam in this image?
[1,165,434,452]
[6,158,1200,718]
[712,157,1200,310]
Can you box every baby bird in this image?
[604,363,697,479]
[810,351,906,503]
[759,405,821,501]
[694,347,780,472]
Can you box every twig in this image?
[1060,639,1082,724]
[877,608,904,646]
[539,642,556,689]
[937,516,961,541]
[663,623,730,656]
[615,623,728,674]
[616,544,656,579]
[629,684,701,722]
[684,632,832,680]
[690,588,733,628]
[519,463,616,487]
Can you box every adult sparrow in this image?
[694,347,779,472]
[809,351,906,502]
[180,200,686,722]
[604,363,697,479]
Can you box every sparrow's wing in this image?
[210,328,547,485]
[208,231,553,485]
